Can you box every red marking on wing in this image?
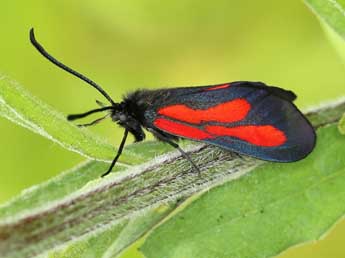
[154,118,211,140]
[157,99,250,124]
[206,125,286,147]
[204,83,231,91]
[154,118,286,147]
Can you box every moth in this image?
[30,28,316,177]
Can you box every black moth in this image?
[29,29,316,177]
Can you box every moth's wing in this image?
[145,81,315,162]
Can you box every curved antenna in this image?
[29,28,116,105]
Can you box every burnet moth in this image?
[29,28,316,177]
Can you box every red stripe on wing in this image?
[206,125,286,147]
[154,118,211,139]
[153,119,286,147]
[204,83,231,91]
[157,99,250,124]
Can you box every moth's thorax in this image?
[120,90,153,124]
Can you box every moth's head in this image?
[110,103,128,123]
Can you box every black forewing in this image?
[144,81,316,162]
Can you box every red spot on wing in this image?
[157,99,250,124]
[154,118,211,140]
[206,125,286,147]
[204,83,231,91]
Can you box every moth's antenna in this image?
[29,28,116,105]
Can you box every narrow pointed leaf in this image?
[0,76,172,164]
[305,0,345,40]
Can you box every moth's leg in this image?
[102,129,129,177]
[77,114,109,127]
[119,119,145,142]
[233,151,244,160]
[150,129,201,174]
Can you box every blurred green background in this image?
[0,1,344,257]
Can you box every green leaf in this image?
[0,76,111,161]
[0,160,118,220]
[338,112,345,134]
[0,144,260,258]
[0,76,166,165]
[0,97,344,258]
[48,221,128,258]
[304,0,345,40]
[0,157,176,257]
[48,203,176,258]
[321,21,345,63]
[304,0,345,62]
[140,124,345,258]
